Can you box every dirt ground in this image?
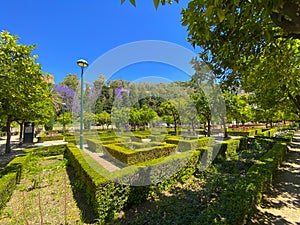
[248,133,300,225]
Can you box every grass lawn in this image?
[0,154,95,225]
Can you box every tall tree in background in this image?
[59,74,79,92]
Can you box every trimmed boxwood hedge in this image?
[64,144,130,223]
[193,141,288,225]
[227,130,256,137]
[104,143,177,165]
[218,139,241,157]
[166,137,214,151]
[0,144,67,213]
[0,152,31,212]
[37,134,64,143]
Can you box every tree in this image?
[160,101,180,134]
[121,0,178,9]
[0,31,53,153]
[56,112,72,128]
[138,105,158,129]
[123,1,300,114]
[95,111,111,129]
[52,84,76,112]
[181,1,300,114]
[59,74,79,92]
[83,112,95,130]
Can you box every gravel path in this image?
[248,131,300,225]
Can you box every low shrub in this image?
[111,148,204,206]
[37,134,64,143]
[195,142,288,225]
[219,139,241,157]
[104,143,177,165]
[165,137,214,150]
[227,130,256,137]
[0,173,18,212]
[30,144,66,157]
[65,135,77,144]
[64,144,129,223]
[0,151,31,213]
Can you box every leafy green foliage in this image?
[121,0,179,9]
[0,31,54,153]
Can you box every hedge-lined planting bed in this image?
[0,144,66,213]
[64,144,130,223]
[0,152,31,212]
[63,133,288,224]
[104,143,177,165]
[86,138,121,153]
[112,148,204,206]
[65,143,205,223]
[193,141,287,225]
[165,137,214,152]
[227,129,256,137]
[37,134,64,142]
[255,129,295,142]
[218,139,241,157]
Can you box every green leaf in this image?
[121,0,125,4]
[154,0,159,9]
[217,9,225,22]
[206,5,214,18]
[130,0,136,7]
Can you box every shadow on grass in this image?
[66,165,98,224]
[107,187,205,225]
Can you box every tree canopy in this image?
[0,31,53,152]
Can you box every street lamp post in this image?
[62,102,66,136]
[77,59,88,149]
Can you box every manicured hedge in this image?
[0,151,31,212]
[112,148,204,206]
[166,137,214,152]
[86,139,117,153]
[37,134,64,143]
[218,139,241,157]
[104,143,177,165]
[255,129,295,142]
[0,173,18,211]
[0,144,68,213]
[65,135,76,144]
[194,142,288,225]
[29,144,66,157]
[227,130,256,137]
[64,144,130,223]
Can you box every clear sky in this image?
[0,0,200,84]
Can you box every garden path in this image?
[248,131,300,225]
[82,146,124,172]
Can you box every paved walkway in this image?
[80,144,124,172]
[248,131,300,225]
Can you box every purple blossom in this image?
[115,87,130,99]
[53,85,76,112]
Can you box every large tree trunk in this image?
[5,116,12,154]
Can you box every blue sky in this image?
[1,0,200,83]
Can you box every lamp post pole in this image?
[62,102,66,136]
[77,59,88,150]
